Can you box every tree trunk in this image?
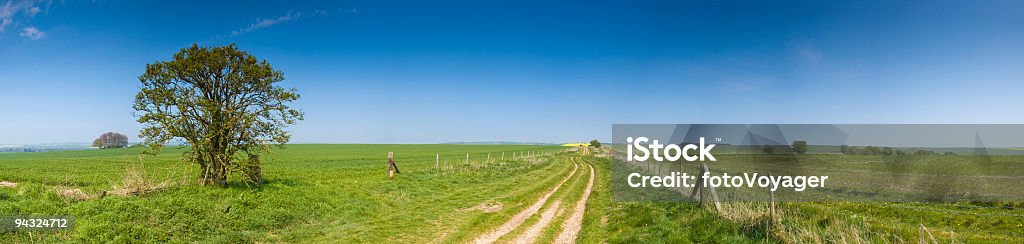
[247,154,263,184]
[214,155,228,188]
[198,159,214,185]
[198,174,214,185]
[197,154,228,188]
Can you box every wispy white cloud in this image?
[1,0,47,33]
[796,45,821,63]
[19,26,42,40]
[226,8,353,37]
[201,8,351,44]
[231,10,305,36]
[0,1,16,32]
[1,18,10,32]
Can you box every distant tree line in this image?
[840,145,955,156]
[93,132,129,149]
[758,140,808,155]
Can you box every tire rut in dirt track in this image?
[555,157,595,243]
[511,200,562,243]
[473,159,579,244]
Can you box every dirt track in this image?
[512,200,562,243]
[473,159,579,243]
[473,156,597,244]
[555,157,596,243]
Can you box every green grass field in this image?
[1,145,1022,243]
[0,144,573,242]
[605,150,1024,243]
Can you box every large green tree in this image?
[133,44,303,187]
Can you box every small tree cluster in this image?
[93,132,129,149]
[912,150,956,156]
[791,140,808,154]
[761,145,775,154]
[840,144,911,156]
[589,139,601,148]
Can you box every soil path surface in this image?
[555,157,596,243]
[472,160,579,243]
[511,200,562,243]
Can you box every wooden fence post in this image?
[502,152,505,160]
[689,163,720,211]
[701,163,721,211]
[699,175,705,204]
[387,152,393,178]
[768,173,776,222]
[435,153,439,175]
[689,172,700,199]
[387,152,396,179]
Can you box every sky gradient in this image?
[1,0,1023,144]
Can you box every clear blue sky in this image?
[1,0,1023,144]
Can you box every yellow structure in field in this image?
[562,143,591,155]
[561,143,591,147]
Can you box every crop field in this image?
[1,145,1022,243]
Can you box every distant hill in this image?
[0,143,94,153]
[441,141,559,145]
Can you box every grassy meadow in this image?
[605,150,1024,243]
[1,144,1022,243]
[0,144,571,242]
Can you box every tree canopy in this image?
[133,44,303,187]
[93,132,129,149]
[761,145,775,154]
[791,140,808,154]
